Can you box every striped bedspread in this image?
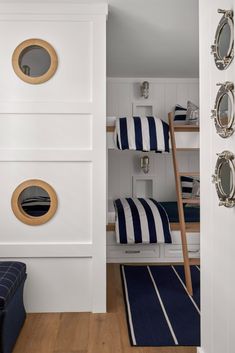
[114,116,169,152]
[114,198,172,244]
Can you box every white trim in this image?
[197,348,204,353]
[0,149,93,162]
[147,266,179,345]
[171,266,200,315]
[0,242,93,258]
[121,266,137,345]
[0,3,108,16]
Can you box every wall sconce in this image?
[141,155,150,174]
[141,81,149,99]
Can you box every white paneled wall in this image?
[107,77,199,121]
[107,78,199,201]
[0,3,107,313]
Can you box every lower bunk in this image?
[106,200,200,263]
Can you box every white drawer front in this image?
[171,231,200,245]
[107,244,160,259]
[164,244,200,258]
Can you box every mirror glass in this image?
[218,22,231,59]
[19,186,51,217]
[219,161,233,196]
[19,45,51,77]
[218,93,233,127]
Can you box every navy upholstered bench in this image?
[0,262,27,353]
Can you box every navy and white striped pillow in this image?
[174,104,187,123]
[181,176,200,199]
[181,176,194,199]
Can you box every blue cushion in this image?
[160,201,200,223]
[0,262,26,310]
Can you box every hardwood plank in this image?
[54,313,90,352]
[13,313,60,353]
[13,264,196,353]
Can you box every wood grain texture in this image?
[13,264,196,353]
[169,113,193,295]
[107,222,200,232]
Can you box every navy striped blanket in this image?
[114,116,169,152]
[114,198,172,244]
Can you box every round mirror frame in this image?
[211,81,234,138]
[211,9,234,70]
[12,38,58,84]
[212,150,235,207]
[11,179,58,225]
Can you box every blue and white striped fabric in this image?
[114,198,172,244]
[174,104,187,122]
[114,116,169,152]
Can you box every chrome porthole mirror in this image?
[211,9,234,70]
[212,151,235,207]
[211,82,234,137]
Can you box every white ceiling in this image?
[1,0,199,78]
[107,0,199,77]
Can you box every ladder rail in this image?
[168,112,193,295]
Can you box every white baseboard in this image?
[197,347,204,353]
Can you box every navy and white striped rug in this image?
[121,265,200,347]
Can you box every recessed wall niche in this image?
[11,179,58,225]
[12,38,58,84]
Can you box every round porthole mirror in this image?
[211,9,234,70]
[12,39,58,84]
[212,151,235,207]
[211,82,234,138]
[11,179,58,225]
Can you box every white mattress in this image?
[108,199,116,223]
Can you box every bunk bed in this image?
[106,113,200,294]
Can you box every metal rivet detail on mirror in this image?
[212,150,235,207]
[211,9,234,70]
[211,81,234,138]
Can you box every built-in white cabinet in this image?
[0,3,107,313]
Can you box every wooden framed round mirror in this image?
[11,179,58,225]
[212,151,235,207]
[211,9,234,70]
[12,38,58,84]
[211,82,234,138]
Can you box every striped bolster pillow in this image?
[174,104,187,122]
[115,116,169,153]
[114,198,172,244]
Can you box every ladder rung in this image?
[179,172,200,177]
[189,258,200,266]
[173,124,199,132]
[182,198,200,204]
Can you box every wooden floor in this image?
[13,264,197,353]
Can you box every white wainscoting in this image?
[0,3,107,313]
[108,150,199,202]
[107,77,199,121]
[107,77,199,202]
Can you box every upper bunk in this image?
[106,113,199,150]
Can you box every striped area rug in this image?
[121,265,200,347]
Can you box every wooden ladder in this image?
[168,112,200,296]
